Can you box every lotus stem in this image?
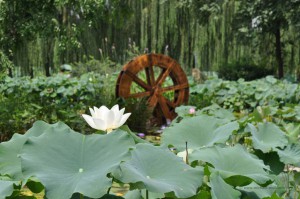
[286,165,290,197]
[107,177,114,194]
[146,189,149,199]
[185,141,189,164]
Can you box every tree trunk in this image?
[44,38,53,77]
[275,23,284,78]
[8,68,13,77]
[155,0,160,51]
[45,58,51,77]
[8,53,13,77]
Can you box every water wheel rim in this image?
[116,54,189,121]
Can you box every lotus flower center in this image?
[107,128,113,133]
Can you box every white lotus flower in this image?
[82,105,131,133]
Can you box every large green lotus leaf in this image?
[189,145,270,184]
[71,193,124,199]
[0,121,73,180]
[25,120,66,137]
[0,121,63,197]
[119,125,148,144]
[275,144,300,165]
[114,143,203,198]
[283,123,300,143]
[247,123,288,153]
[0,134,27,180]
[123,190,142,199]
[123,190,164,199]
[161,115,239,151]
[200,104,236,121]
[210,172,241,199]
[21,129,134,199]
[237,182,279,199]
[0,180,19,199]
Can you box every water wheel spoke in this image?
[148,95,158,107]
[156,63,174,86]
[160,83,189,93]
[127,91,151,99]
[155,69,166,85]
[145,66,155,86]
[157,95,172,120]
[124,70,151,90]
[164,97,176,108]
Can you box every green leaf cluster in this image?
[0,72,115,139]
[1,76,300,198]
[0,121,202,199]
[189,76,300,114]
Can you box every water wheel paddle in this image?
[116,54,189,123]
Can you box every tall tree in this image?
[234,0,300,78]
[176,0,223,70]
[0,0,57,76]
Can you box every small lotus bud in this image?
[137,133,145,138]
[189,107,196,114]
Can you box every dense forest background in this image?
[0,0,299,79]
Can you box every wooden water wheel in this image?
[116,54,189,123]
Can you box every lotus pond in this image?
[0,76,300,199]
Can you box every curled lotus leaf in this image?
[247,123,288,153]
[190,145,271,184]
[162,115,239,151]
[114,143,203,198]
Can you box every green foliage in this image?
[0,72,153,141]
[247,123,288,153]
[0,51,13,80]
[237,182,280,199]
[234,0,300,78]
[0,179,19,199]
[0,73,115,139]
[210,172,241,199]
[0,0,56,46]
[25,180,44,194]
[276,144,300,166]
[189,76,300,113]
[177,0,222,25]
[218,58,275,81]
[234,0,299,34]
[1,106,298,198]
[119,98,153,133]
[0,0,299,78]
[72,57,121,77]
[1,77,300,198]
[0,121,203,199]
